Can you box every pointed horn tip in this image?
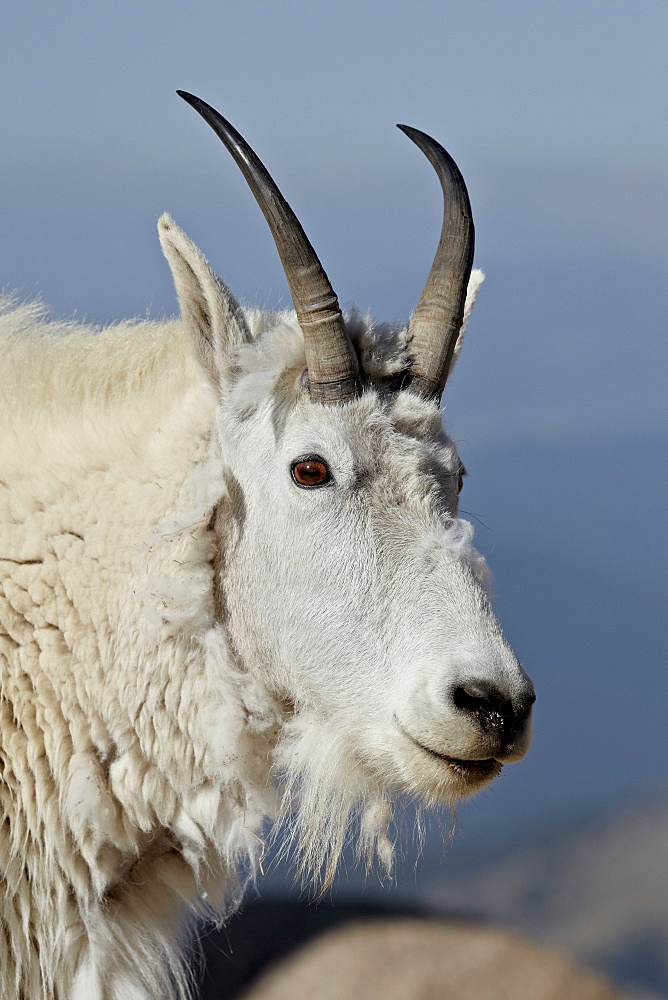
[396,124,414,142]
[396,123,425,141]
[397,123,456,161]
[177,90,209,114]
[175,91,244,155]
[396,123,460,168]
[176,90,220,118]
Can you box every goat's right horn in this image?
[177,92,361,405]
[398,125,475,402]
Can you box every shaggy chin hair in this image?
[265,518,487,892]
[272,713,458,893]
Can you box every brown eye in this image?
[291,457,332,488]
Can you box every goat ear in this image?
[448,268,485,374]
[158,214,251,392]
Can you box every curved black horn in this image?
[397,125,475,401]
[177,92,361,404]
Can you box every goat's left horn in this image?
[177,91,361,405]
[398,125,475,402]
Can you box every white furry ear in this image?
[158,214,251,392]
[449,268,485,372]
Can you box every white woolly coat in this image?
[0,301,279,999]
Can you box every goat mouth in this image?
[416,741,501,779]
[396,719,502,781]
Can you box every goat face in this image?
[215,353,534,806]
[160,95,534,829]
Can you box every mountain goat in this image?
[0,92,535,1000]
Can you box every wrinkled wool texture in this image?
[0,269,486,1000]
[0,300,281,999]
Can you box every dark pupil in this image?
[295,461,327,485]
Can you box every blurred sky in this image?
[1,0,666,862]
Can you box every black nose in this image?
[452,680,534,735]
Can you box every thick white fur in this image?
[0,214,527,1000]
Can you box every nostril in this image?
[452,680,500,714]
[452,680,513,733]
